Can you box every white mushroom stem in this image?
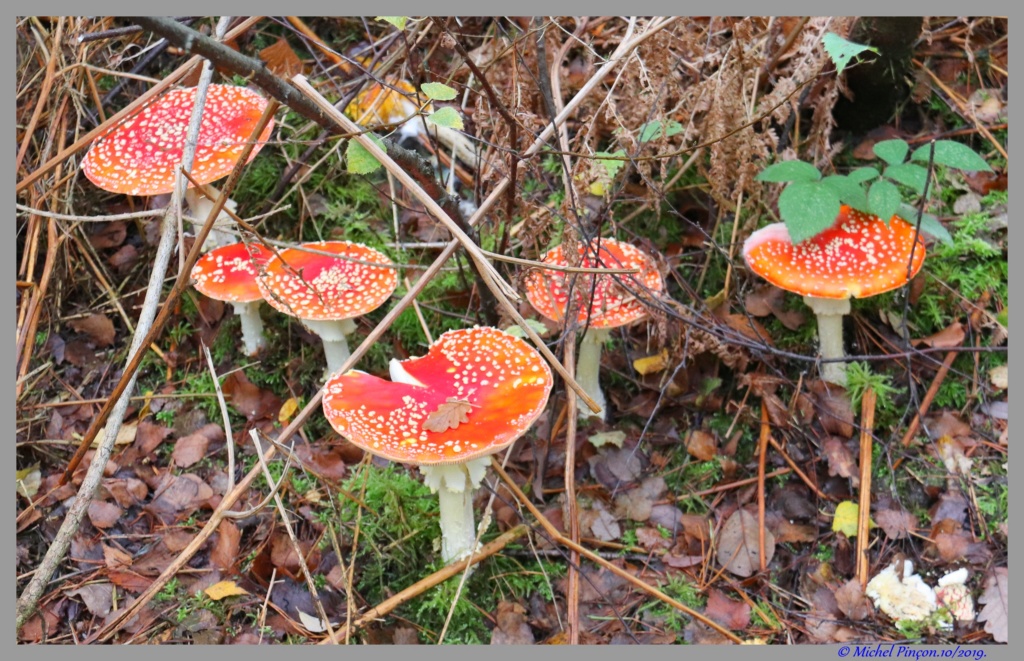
[184,188,239,251]
[232,301,266,356]
[419,458,490,564]
[302,317,358,377]
[575,327,610,420]
[804,295,852,387]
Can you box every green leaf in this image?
[756,160,821,183]
[884,163,928,195]
[996,308,1008,328]
[873,139,909,165]
[867,179,902,223]
[425,106,464,130]
[595,150,627,180]
[420,82,458,101]
[345,135,386,175]
[822,32,879,76]
[898,204,952,245]
[848,166,880,184]
[911,140,993,172]
[375,16,408,30]
[778,181,841,244]
[503,319,549,338]
[638,119,683,143]
[821,175,868,210]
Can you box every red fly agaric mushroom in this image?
[255,241,397,376]
[742,205,926,386]
[525,237,664,420]
[190,242,273,356]
[322,327,552,563]
[81,85,274,248]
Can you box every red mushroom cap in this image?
[323,327,552,465]
[742,206,927,300]
[81,85,275,196]
[255,241,397,321]
[525,237,664,329]
[190,242,273,303]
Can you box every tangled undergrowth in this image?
[15,16,1007,645]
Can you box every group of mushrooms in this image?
[80,83,928,564]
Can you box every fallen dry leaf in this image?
[423,398,475,432]
[103,544,133,570]
[68,583,114,618]
[147,473,214,520]
[633,348,670,375]
[94,421,137,448]
[204,580,249,601]
[685,429,718,461]
[211,519,241,572]
[88,221,127,249]
[705,588,751,630]
[809,380,854,438]
[172,432,211,468]
[875,507,917,539]
[977,568,1008,642]
[834,579,872,621]
[823,437,857,482]
[716,509,774,578]
[491,601,535,644]
[87,500,122,529]
[68,313,116,347]
[912,321,966,349]
[259,37,305,78]
[278,397,300,424]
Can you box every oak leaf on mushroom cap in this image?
[82,85,275,197]
[322,327,553,465]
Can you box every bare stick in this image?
[857,388,877,589]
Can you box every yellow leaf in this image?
[138,390,154,421]
[92,421,137,448]
[832,501,860,537]
[16,464,41,498]
[278,397,300,424]
[833,500,876,537]
[204,580,249,601]
[633,348,670,376]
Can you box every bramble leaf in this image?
[911,140,992,172]
[873,139,909,165]
[848,166,880,184]
[595,150,628,180]
[868,179,901,224]
[884,163,929,195]
[756,160,821,183]
[779,181,841,244]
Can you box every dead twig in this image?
[857,388,877,590]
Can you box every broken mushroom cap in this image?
[190,242,272,303]
[741,206,927,300]
[524,237,665,329]
[81,84,275,196]
[255,241,398,322]
[322,327,553,465]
